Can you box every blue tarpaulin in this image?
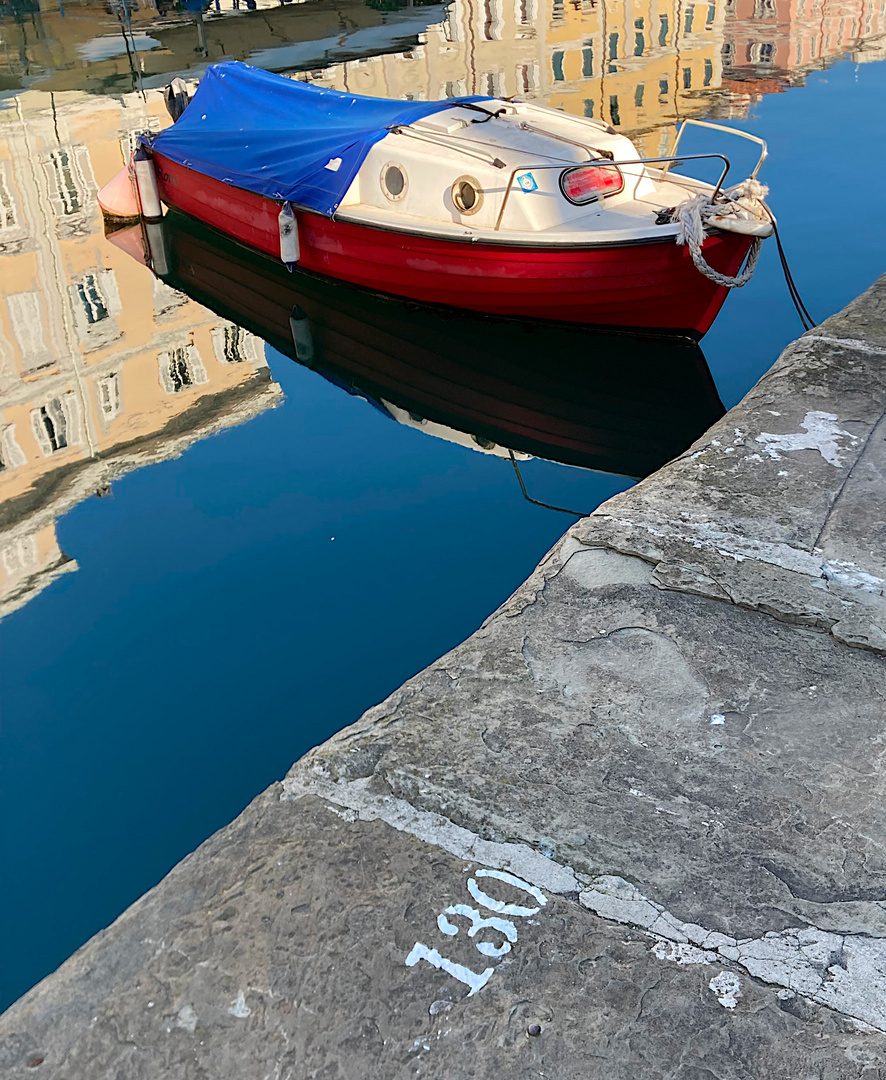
[146,62,490,217]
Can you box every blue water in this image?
[704,59,886,406]
[2,50,885,1010]
[0,354,630,1007]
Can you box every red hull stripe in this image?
[153,153,753,336]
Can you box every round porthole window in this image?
[381,163,407,201]
[452,176,483,215]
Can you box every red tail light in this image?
[560,163,624,205]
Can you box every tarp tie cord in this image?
[672,178,816,330]
[458,103,508,123]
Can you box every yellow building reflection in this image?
[305,0,884,155]
[1,0,883,617]
[0,88,282,618]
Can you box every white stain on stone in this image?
[710,971,742,1009]
[175,1004,198,1033]
[755,411,858,468]
[581,876,886,1031]
[718,927,843,996]
[228,991,251,1019]
[281,774,579,896]
[588,512,885,601]
[652,940,716,965]
[591,514,824,578]
[822,559,886,595]
[804,333,886,357]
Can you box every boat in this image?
[108,209,726,478]
[102,61,773,340]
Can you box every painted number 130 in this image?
[405,868,548,997]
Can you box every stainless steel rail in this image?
[666,119,768,179]
[389,125,506,169]
[493,153,731,232]
[516,121,614,163]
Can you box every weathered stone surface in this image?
[570,278,886,650]
[5,795,885,1080]
[4,275,886,1078]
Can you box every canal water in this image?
[1,0,884,1010]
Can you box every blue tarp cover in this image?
[146,62,490,217]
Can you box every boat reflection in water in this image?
[116,211,725,485]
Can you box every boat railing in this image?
[514,121,615,163]
[493,153,732,232]
[389,125,507,170]
[667,119,768,180]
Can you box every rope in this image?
[670,178,817,328]
[673,179,768,289]
[507,450,587,517]
[762,206,817,331]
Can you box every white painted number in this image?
[467,869,547,917]
[405,943,494,996]
[405,868,548,999]
[436,904,518,957]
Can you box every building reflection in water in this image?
[0,0,448,94]
[297,0,884,157]
[0,0,884,617]
[1,0,883,111]
[0,89,282,619]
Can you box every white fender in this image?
[278,203,300,267]
[133,146,163,222]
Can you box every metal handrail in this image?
[389,125,506,169]
[502,96,616,137]
[666,119,768,179]
[493,153,731,232]
[516,120,613,163]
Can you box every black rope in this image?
[508,450,587,517]
[762,205,816,331]
[457,102,508,123]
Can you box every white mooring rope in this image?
[673,179,769,288]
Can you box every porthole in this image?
[381,163,407,201]
[452,176,484,215]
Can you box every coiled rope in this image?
[671,178,817,330]
[673,178,768,289]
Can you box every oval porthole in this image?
[381,163,407,201]
[452,176,484,215]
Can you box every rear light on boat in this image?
[559,163,624,205]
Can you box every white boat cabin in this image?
[336,99,759,245]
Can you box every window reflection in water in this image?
[0,0,884,621]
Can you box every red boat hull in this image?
[152,153,754,337]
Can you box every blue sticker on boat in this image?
[517,172,538,192]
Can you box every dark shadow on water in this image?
[116,210,725,483]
